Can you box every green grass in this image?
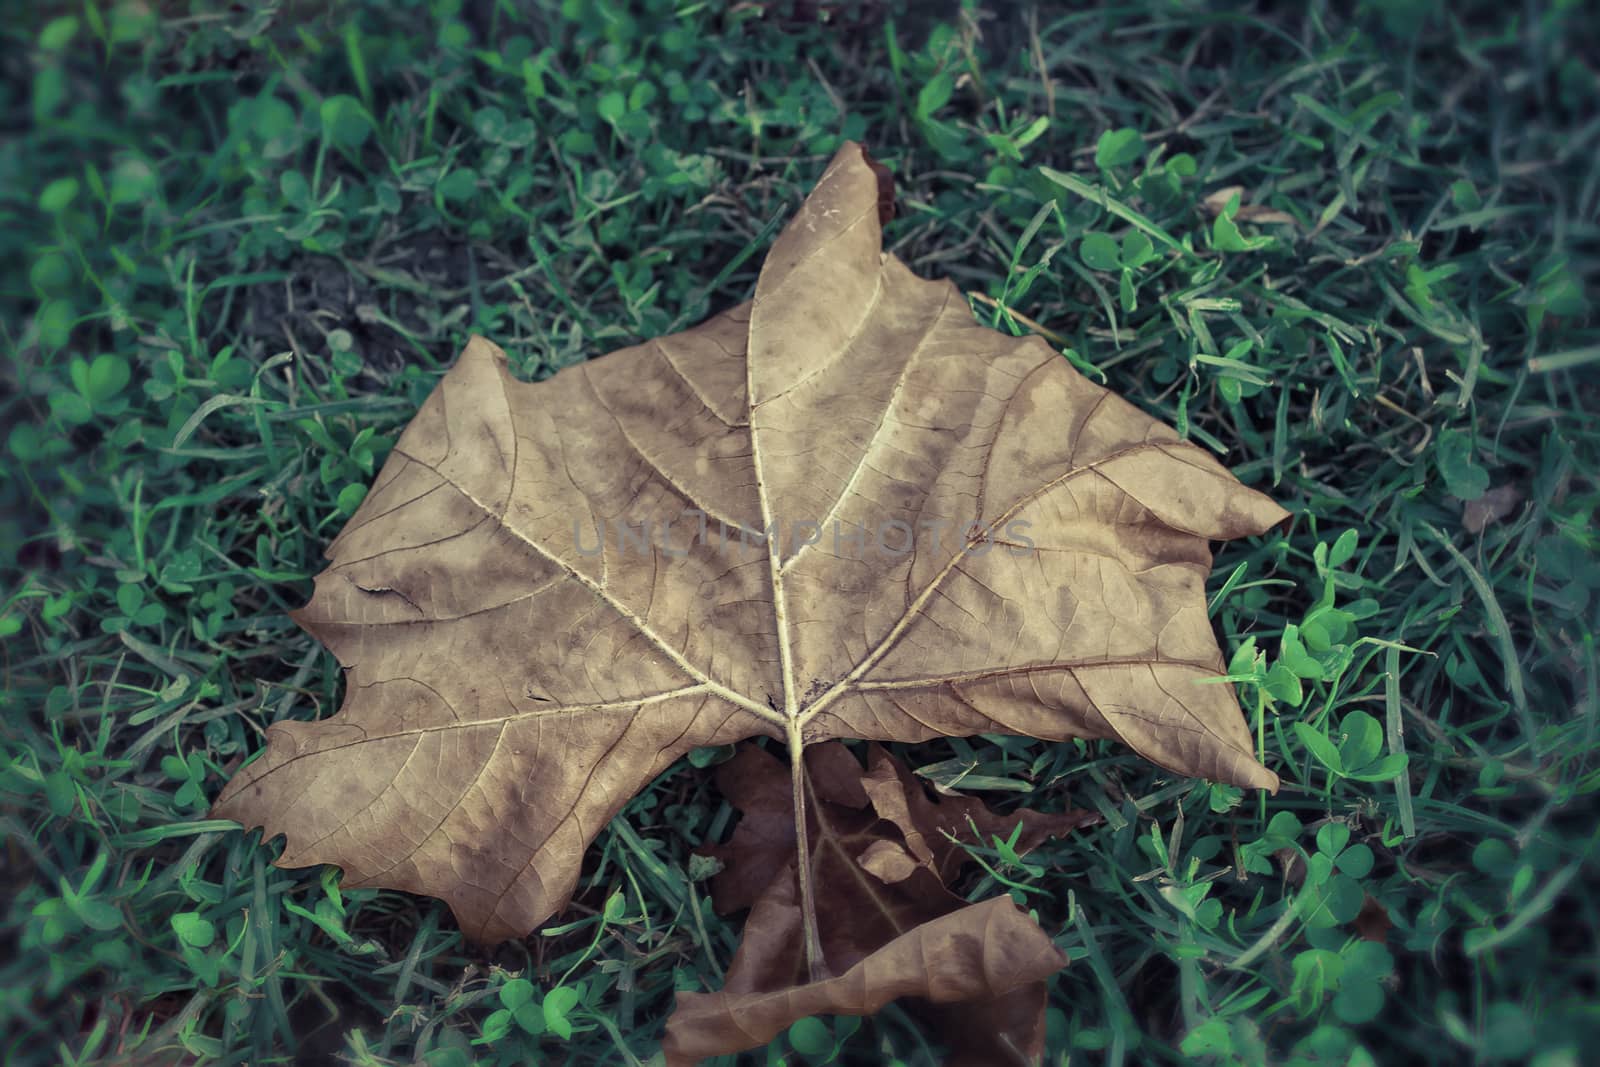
[3,1,1598,1064]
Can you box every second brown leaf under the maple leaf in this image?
[663,741,1100,1066]
[213,140,1288,949]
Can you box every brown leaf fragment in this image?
[664,891,1063,1067]
[213,139,1286,949]
[856,838,921,882]
[860,743,1099,883]
[1462,484,1523,533]
[1354,893,1394,943]
[670,742,1098,1065]
[1235,205,1298,225]
[1274,845,1306,888]
[1203,185,1247,214]
[1202,184,1298,225]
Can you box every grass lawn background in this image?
[3,1,1597,1064]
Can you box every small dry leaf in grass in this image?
[1202,184,1299,225]
[1462,484,1523,533]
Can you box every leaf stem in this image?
[786,719,826,982]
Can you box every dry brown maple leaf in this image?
[664,741,1098,1065]
[213,140,1287,948]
